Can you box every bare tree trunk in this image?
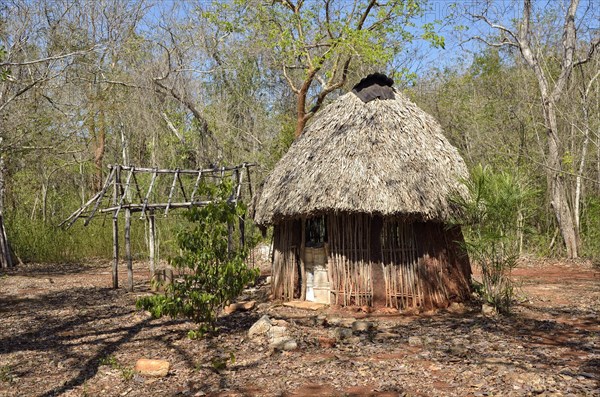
[516,0,584,258]
[295,75,314,138]
[151,130,158,167]
[471,0,598,257]
[0,139,14,268]
[575,74,594,231]
[41,182,48,223]
[295,99,308,138]
[120,123,129,166]
[545,102,579,258]
[591,70,600,194]
[292,59,351,138]
[79,158,86,206]
[93,105,107,192]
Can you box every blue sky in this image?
[409,0,600,76]
[139,0,600,83]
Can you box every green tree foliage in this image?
[137,180,259,335]
[452,165,536,313]
[580,196,600,259]
[205,0,445,137]
[412,42,600,259]
[463,0,600,259]
[1,0,598,265]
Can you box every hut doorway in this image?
[303,216,330,303]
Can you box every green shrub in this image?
[136,180,259,334]
[580,195,600,259]
[452,165,536,313]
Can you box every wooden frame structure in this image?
[62,163,254,291]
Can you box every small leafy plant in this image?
[137,180,258,335]
[98,355,134,381]
[0,364,14,383]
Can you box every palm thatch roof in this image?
[253,89,469,226]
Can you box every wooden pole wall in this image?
[61,163,254,290]
[370,216,384,306]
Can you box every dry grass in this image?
[254,91,468,225]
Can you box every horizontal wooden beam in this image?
[108,163,255,175]
[99,200,218,213]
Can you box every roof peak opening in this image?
[351,73,395,103]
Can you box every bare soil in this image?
[0,257,598,397]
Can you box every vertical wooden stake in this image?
[239,213,246,250]
[227,222,234,253]
[148,211,156,280]
[112,166,120,289]
[125,208,133,292]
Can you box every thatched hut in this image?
[253,74,471,310]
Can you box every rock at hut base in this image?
[447,302,466,314]
[329,327,353,341]
[374,332,398,342]
[267,326,287,340]
[481,303,497,316]
[248,315,272,338]
[351,320,375,332]
[267,325,297,351]
[318,336,337,348]
[270,337,298,351]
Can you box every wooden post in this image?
[125,208,133,292]
[227,168,238,253]
[148,211,156,278]
[239,213,245,249]
[236,167,245,249]
[227,222,234,253]
[112,166,120,289]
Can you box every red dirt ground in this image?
[0,257,598,397]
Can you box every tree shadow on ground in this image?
[0,285,194,397]
[381,308,598,376]
[267,303,598,379]
[0,261,112,277]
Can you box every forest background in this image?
[0,0,599,266]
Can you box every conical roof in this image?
[253,89,468,226]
